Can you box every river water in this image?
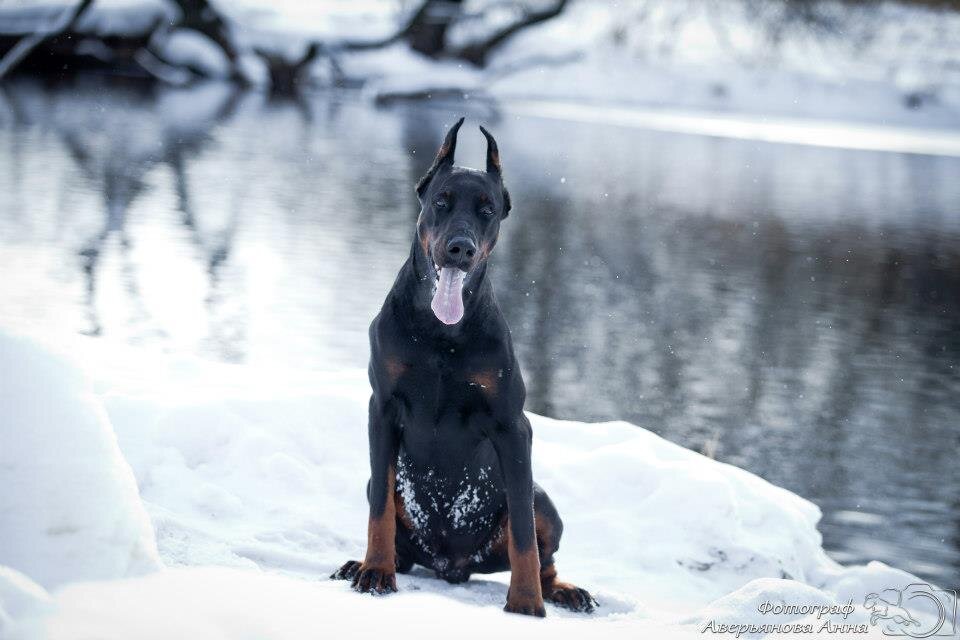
[1,77,958,587]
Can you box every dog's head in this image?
[415,118,512,325]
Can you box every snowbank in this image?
[0,568,51,638]
[0,0,174,38]
[0,331,944,638]
[282,0,960,128]
[0,335,160,590]
[481,0,960,128]
[3,0,958,128]
[156,29,232,79]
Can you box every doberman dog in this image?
[331,118,597,617]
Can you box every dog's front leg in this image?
[332,395,400,594]
[491,415,545,617]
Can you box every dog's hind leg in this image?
[393,517,416,574]
[534,485,598,613]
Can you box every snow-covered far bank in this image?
[482,0,960,127]
[4,1,960,130]
[342,0,960,128]
[0,330,948,639]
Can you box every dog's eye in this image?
[434,197,448,210]
[479,205,494,217]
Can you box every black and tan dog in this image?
[332,118,596,617]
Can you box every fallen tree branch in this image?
[455,0,569,66]
[253,43,321,94]
[0,0,94,80]
[333,0,433,52]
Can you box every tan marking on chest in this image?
[468,370,499,397]
[384,357,408,383]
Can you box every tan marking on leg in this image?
[536,519,597,612]
[504,516,544,616]
[534,511,568,592]
[539,564,561,591]
[363,464,397,570]
[535,509,554,554]
[539,564,576,593]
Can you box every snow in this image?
[0,330,946,639]
[0,568,52,638]
[267,0,960,128]
[2,0,957,129]
[483,0,960,127]
[505,99,960,157]
[0,0,174,38]
[0,334,160,591]
[156,29,232,80]
[348,44,485,101]
[73,0,173,38]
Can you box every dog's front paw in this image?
[545,583,598,613]
[504,589,546,617]
[331,560,397,594]
[353,564,397,594]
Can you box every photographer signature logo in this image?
[864,583,958,637]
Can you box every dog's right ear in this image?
[416,117,464,199]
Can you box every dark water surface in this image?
[1,77,958,587]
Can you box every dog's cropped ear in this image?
[480,125,512,217]
[479,125,501,177]
[416,117,464,199]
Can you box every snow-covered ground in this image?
[0,330,946,639]
[304,0,960,128]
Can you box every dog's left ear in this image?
[480,125,512,217]
[416,117,464,199]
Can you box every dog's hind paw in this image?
[331,560,397,594]
[330,560,362,581]
[546,584,598,613]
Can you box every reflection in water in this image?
[0,77,958,587]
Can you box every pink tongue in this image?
[431,267,466,325]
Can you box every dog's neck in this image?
[394,239,495,334]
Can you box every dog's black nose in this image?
[445,236,476,266]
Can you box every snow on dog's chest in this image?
[395,454,500,534]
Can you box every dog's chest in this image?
[395,344,503,403]
[395,447,503,538]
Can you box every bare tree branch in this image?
[334,1,435,52]
[0,0,94,80]
[455,0,569,66]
